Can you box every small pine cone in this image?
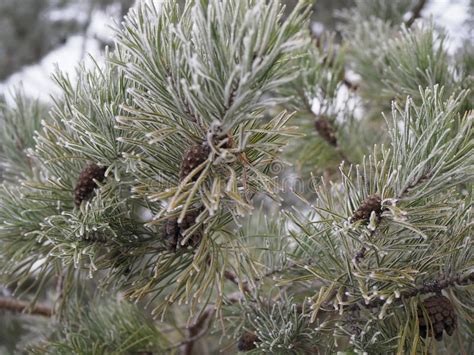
[180,143,210,181]
[162,218,180,251]
[161,209,202,251]
[418,295,457,341]
[178,209,203,247]
[314,116,337,146]
[238,332,259,352]
[74,164,107,207]
[351,194,382,223]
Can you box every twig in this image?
[342,78,358,91]
[80,2,94,60]
[352,222,379,266]
[405,0,427,27]
[397,173,431,199]
[311,112,354,166]
[224,269,251,294]
[348,272,474,311]
[254,262,298,282]
[181,308,215,355]
[0,296,53,317]
[168,293,243,355]
[163,292,242,355]
[336,146,353,166]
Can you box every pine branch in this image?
[311,112,354,165]
[254,261,298,282]
[353,224,379,265]
[396,173,431,199]
[28,300,170,353]
[342,19,453,106]
[349,272,474,311]
[0,296,53,317]
[181,308,215,355]
[1,1,472,353]
[167,293,244,354]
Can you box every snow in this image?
[423,0,472,52]
[0,35,102,102]
[0,0,471,102]
[0,8,116,103]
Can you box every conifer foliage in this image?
[74,163,108,206]
[0,0,472,354]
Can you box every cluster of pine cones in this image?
[74,145,207,252]
[161,209,203,251]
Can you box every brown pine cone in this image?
[350,194,382,223]
[418,295,457,341]
[162,218,180,251]
[161,209,203,251]
[180,143,211,181]
[314,116,337,146]
[238,331,259,352]
[74,164,107,207]
[179,209,202,246]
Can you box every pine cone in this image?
[238,332,259,352]
[314,116,337,146]
[74,164,107,207]
[180,143,210,181]
[418,295,457,341]
[161,209,202,251]
[162,218,180,251]
[350,194,382,223]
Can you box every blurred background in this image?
[0,0,472,353]
[0,0,472,103]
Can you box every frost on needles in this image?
[0,0,472,354]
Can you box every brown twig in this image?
[0,296,53,317]
[336,146,353,165]
[311,112,355,166]
[175,293,243,355]
[348,272,474,311]
[224,269,251,294]
[180,308,215,355]
[80,1,94,60]
[405,0,427,27]
[397,173,431,199]
[254,262,298,282]
[342,78,358,91]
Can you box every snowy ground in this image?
[0,7,116,102]
[0,0,471,103]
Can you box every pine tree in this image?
[0,0,472,354]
